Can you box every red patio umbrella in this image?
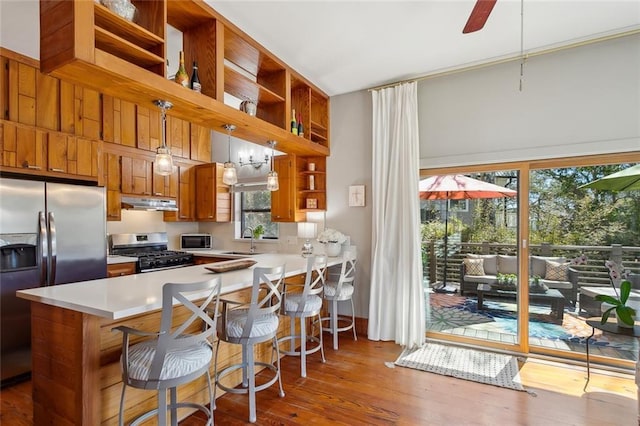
[419,174,517,292]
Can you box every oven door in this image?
[180,234,212,250]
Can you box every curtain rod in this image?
[368,28,640,92]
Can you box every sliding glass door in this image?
[528,161,640,366]
[424,152,640,369]
[423,168,523,352]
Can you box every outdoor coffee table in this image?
[476,283,566,321]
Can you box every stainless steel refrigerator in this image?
[0,178,107,386]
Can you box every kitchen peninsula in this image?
[17,252,340,425]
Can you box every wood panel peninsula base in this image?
[19,253,339,424]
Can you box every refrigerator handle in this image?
[39,211,48,286]
[48,212,57,286]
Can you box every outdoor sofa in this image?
[459,254,579,304]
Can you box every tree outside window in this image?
[240,190,278,239]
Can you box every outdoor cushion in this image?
[467,254,497,275]
[545,260,569,281]
[497,255,517,275]
[463,258,485,276]
[531,256,565,278]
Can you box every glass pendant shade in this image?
[222,162,238,185]
[222,124,237,185]
[154,99,174,176]
[266,140,279,191]
[155,147,173,176]
[266,170,279,191]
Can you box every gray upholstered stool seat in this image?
[113,278,222,426]
[321,247,358,350]
[278,255,328,377]
[213,265,286,424]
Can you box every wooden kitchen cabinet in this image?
[3,56,101,139]
[102,96,137,147]
[271,155,301,222]
[194,163,231,222]
[190,123,212,162]
[164,165,196,222]
[0,120,100,181]
[120,155,152,196]
[152,163,179,198]
[107,262,136,277]
[271,154,326,222]
[104,152,122,221]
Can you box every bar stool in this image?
[321,247,358,350]
[213,265,286,423]
[112,277,222,426]
[278,254,327,377]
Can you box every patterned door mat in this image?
[395,342,528,392]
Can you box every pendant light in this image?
[266,140,279,191]
[153,100,174,176]
[222,124,238,185]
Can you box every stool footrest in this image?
[278,334,323,357]
[130,402,212,426]
[216,361,280,395]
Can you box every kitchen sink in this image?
[221,251,258,256]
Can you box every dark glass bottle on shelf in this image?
[291,109,298,135]
[297,112,304,138]
[174,51,189,87]
[190,61,201,93]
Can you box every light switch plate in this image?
[286,236,297,245]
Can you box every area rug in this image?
[395,342,526,392]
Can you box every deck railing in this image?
[422,240,640,289]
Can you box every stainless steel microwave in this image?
[180,233,212,250]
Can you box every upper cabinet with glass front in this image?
[39,0,330,157]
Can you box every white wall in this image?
[328,89,373,318]
[418,34,640,168]
[329,34,640,320]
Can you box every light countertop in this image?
[17,253,340,321]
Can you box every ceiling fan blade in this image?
[462,0,498,34]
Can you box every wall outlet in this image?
[286,236,297,245]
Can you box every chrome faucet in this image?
[242,227,256,253]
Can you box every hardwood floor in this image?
[1,335,636,425]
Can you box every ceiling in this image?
[208,0,640,97]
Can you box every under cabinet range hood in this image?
[120,196,178,211]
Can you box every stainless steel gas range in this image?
[108,233,194,273]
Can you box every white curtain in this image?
[368,82,425,349]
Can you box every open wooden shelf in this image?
[95,29,164,70]
[94,3,164,50]
[40,0,330,159]
[224,66,285,105]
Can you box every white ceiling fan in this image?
[463,0,498,34]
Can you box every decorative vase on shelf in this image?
[325,242,341,257]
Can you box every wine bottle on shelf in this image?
[291,109,298,135]
[174,51,189,87]
[190,61,201,93]
[297,112,304,138]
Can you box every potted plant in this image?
[252,224,265,240]
[595,279,636,327]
